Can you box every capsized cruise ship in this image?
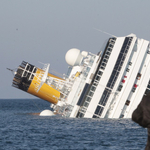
[10,34,150,118]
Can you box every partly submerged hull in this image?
[10,34,150,118]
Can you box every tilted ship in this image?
[10,34,150,118]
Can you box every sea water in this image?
[0,99,147,150]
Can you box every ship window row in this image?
[77,69,103,117]
[98,37,133,109]
[116,59,124,66]
[76,71,103,118]
[122,37,132,46]
[79,70,103,115]
[107,75,118,89]
[99,88,111,106]
[107,37,132,89]
[76,38,116,118]
[99,38,116,71]
[107,70,119,89]
[77,97,91,117]
[117,85,123,91]
[94,105,104,116]
[117,53,126,62]
[77,112,84,118]
[91,70,103,87]
[83,101,90,107]
[93,115,100,118]
[120,38,132,54]
[116,46,133,92]
[77,94,93,117]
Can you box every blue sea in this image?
[0,99,147,150]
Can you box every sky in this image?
[1,0,150,99]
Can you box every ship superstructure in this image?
[10,34,150,118]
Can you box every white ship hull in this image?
[10,34,150,118]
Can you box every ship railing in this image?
[45,76,73,96]
[17,64,36,82]
[34,71,45,92]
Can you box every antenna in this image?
[50,69,64,78]
[93,28,117,38]
[38,61,45,65]
[7,68,14,72]
[7,68,16,75]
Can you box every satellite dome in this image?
[65,48,83,66]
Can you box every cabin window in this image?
[100,66,105,70]
[125,100,130,106]
[91,86,96,92]
[107,48,112,52]
[132,87,136,92]
[94,105,104,116]
[129,62,132,65]
[98,71,103,76]
[85,96,92,102]
[83,101,89,107]
[118,85,123,91]
[95,75,101,81]
[147,51,150,54]
[126,68,130,72]
[93,115,99,118]
[136,73,141,80]
[88,91,94,97]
